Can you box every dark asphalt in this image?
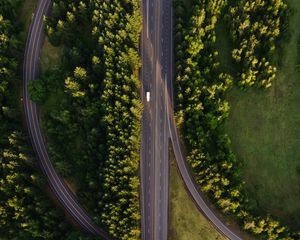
[140,0,172,239]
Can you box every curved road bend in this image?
[22,0,112,238]
[140,0,244,239]
[166,92,243,240]
[162,10,243,239]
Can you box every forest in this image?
[174,0,299,239]
[227,0,287,88]
[0,0,99,239]
[29,0,142,239]
[2,0,298,239]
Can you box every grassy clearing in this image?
[11,0,38,110]
[19,0,61,73]
[37,8,82,190]
[39,40,82,185]
[19,0,38,33]
[222,0,300,230]
[215,21,236,75]
[168,148,226,240]
[39,36,63,125]
[39,27,63,115]
[40,37,62,73]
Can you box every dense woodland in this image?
[227,0,287,88]
[174,0,299,239]
[0,0,98,239]
[29,0,142,239]
[2,0,298,239]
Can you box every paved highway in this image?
[23,0,244,239]
[22,0,111,238]
[140,0,174,238]
[140,0,170,239]
[140,0,243,239]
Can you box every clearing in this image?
[222,0,300,230]
[168,148,226,240]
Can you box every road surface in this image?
[22,0,111,238]
[140,0,171,239]
[23,0,244,239]
[140,0,244,239]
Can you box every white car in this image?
[146,91,150,102]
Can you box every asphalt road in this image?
[140,0,170,239]
[22,0,111,238]
[23,0,244,239]
[166,97,243,240]
[140,0,243,239]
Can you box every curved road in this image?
[166,94,243,240]
[23,0,244,239]
[140,0,244,239]
[22,0,111,239]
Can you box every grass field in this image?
[40,37,62,73]
[39,36,63,122]
[39,39,82,183]
[19,0,38,33]
[168,149,226,240]
[10,0,39,110]
[39,29,63,112]
[223,0,300,230]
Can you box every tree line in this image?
[29,0,142,239]
[174,0,299,239]
[0,0,98,239]
[226,0,287,88]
